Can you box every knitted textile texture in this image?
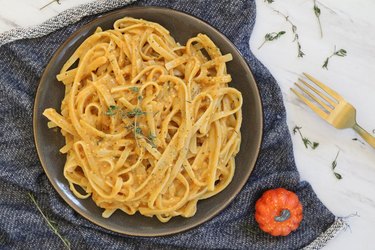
[0,0,346,249]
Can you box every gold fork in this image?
[291,73,375,148]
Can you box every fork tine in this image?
[291,87,329,120]
[295,82,332,112]
[298,78,336,107]
[303,73,342,101]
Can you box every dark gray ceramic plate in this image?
[33,7,263,236]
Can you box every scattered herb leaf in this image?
[322,46,347,69]
[272,9,305,57]
[105,105,118,116]
[313,0,323,37]
[334,172,342,180]
[137,95,143,102]
[40,0,61,10]
[128,86,139,93]
[331,150,342,180]
[293,126,319,149]
[258,31,286,49]
[264,0,274,3]
[28,193,71,249]
[135,127,143,135]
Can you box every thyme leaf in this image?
[258,31,286,49]
[322,46,347,69]
[335,49,347,57]
[28,193,71,249]
[293,126,319,149]
[331,150,342,179]
[128,86,139,93]
[334,172,343,180]
[105,105,118,116]
[264,0,274,3]
[135,127,143,135]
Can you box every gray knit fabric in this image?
[0,0,346,249]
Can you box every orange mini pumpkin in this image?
[255,188,303,236]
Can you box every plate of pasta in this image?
[33,7,263,236]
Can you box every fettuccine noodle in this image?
[43,17,242,222]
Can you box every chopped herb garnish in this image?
[313,0,323,37]
[331,150,342,180]
[264,0,274,3]
[322,46,347,69]
[128,86,139,93]
[28,193,71,249]
[137,95,143,102]
[293,126,319,149]
[258,31,286,49]
[105,105,118,116]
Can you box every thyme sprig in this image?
[313,0,323,37]
[258,31,286,49]
[28,193,71,249]
[322,46,347,69]
[293,126,319,149]
[272,9,305,57]
[40,0,61,10]
[331,150,342,179]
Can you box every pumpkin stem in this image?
[274,209,291,222]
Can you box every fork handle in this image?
[353,124,375,148]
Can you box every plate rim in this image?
[33,6,264,237]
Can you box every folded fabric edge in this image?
[302,217,348,250]
[0,0,136,47]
